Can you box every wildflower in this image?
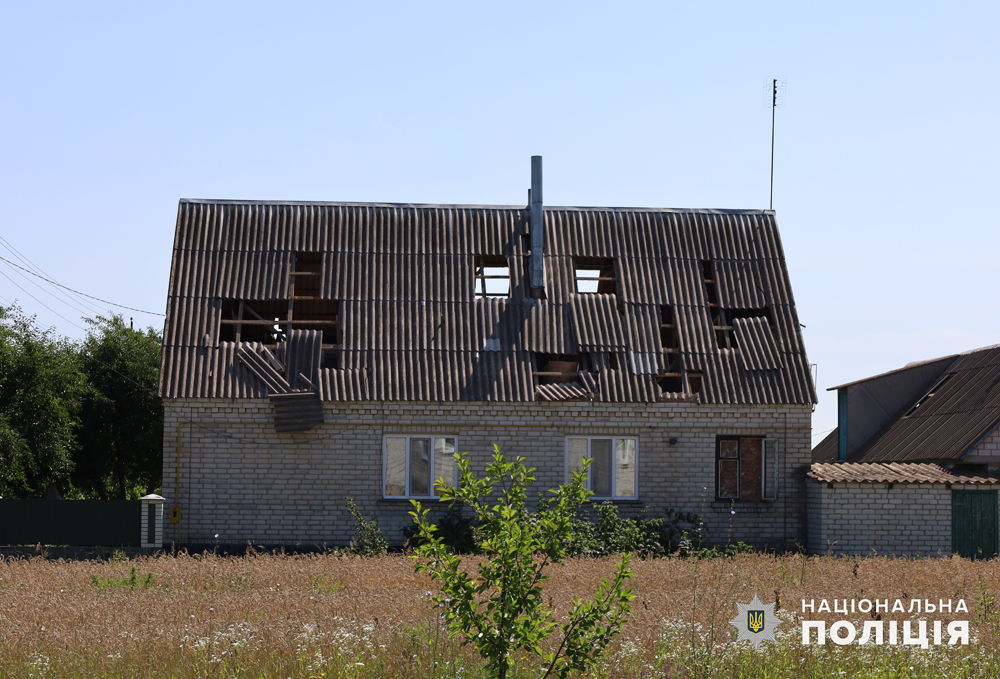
[730,510,736,515]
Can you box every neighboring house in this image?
[810,345,1000,558]
[158,158,817,550]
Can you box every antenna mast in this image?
[769,78,776,211]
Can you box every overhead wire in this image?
[0,254,164,316]
[0,240,105,316]
[0,257,97,318]
[0,235,110,316]
[0,270,88,332]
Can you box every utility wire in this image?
[0,258,96,318]
[0,235,107,316]
[0,271,88,332]
[0,254,164,316]
[0,240,104,316]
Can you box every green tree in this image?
[410,446,635,679]
[0,304,84,498]
[74,314,162,499]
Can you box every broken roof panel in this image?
[569,294,627,351]
[733,317,784,371]
[160,201,816,404]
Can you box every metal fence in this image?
[0,500,141,546]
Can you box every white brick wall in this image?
[162,399,812,549]
[806,480,1000,556]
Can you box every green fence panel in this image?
[0,500,141,546]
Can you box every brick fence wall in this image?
[162,399,811,550]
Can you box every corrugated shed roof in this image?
[808,462,1000,485]
[812,428,838,464]
[159,200,816,404]
[844,346,1000,462]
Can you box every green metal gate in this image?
[952,490,998,560]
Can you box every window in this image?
[383,436,457,498]
[474,255,510,299]
[574,257,616,294]
[716,437,777,500]
[566,437,637,499]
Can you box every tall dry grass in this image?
[2,551,1000,678]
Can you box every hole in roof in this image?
[904,374,953,416]
[574,257,616,295]
[534,354,579,385]
[475,255,510,299]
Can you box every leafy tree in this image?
[73,314,162,499]
[0,304,84,498]
[410,446,635,679]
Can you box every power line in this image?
[0,254,164,316]
[0,270,88,332]
[0,235,106,316]
[0,258,97,318]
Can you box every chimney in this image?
[529,156,544,291]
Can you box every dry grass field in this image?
[2,550,1000,678]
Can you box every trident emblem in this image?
[747,610,765,634]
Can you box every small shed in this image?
[807,462,1000,558]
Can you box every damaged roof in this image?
[158,200,816,404]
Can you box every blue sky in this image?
[1,2,997,439]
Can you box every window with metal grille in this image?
[716,436,778,500]
[566,437,637,499]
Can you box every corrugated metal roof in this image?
[159,200,816,404]
[811,428,838,464]
[734,317,783,370]
[808,462,1000,485]
[817,345,1000,463]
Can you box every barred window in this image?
[716,436,777,500]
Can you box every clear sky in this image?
[1,1,997,440]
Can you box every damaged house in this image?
[158,158,816,549]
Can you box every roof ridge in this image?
[177,198,775,215]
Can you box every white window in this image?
[566,437,637,499]
[383,436,457,499]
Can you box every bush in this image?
[559,502,702,557]
[344,497,388,556]
[402,502,477,553]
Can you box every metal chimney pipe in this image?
[529,156,544,290]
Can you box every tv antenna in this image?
[764,77,786,210]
